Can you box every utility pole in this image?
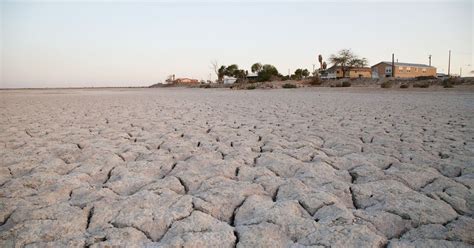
[448,50,451,76]
[460,67,462,77]
[429,55,432,66]
[288,69,290,79]
[312,64,315,74]
[392,53,395,77]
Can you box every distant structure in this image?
[223,76,237,84]
[246,72,258,81]
[174,78,199,85]
[371,62,436,78]
[325,65,372,79]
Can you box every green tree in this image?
[251,63,263,73]
[234,69,247,80]
[349,58,368,67]
[225,64,239,77]
[329,49,368,78]
[217,65,227,83]
[293,68,310,80]
[302,69,310,78]
[257,64,279,82]
[294,69,303,80]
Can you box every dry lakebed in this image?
[0,87,473,247]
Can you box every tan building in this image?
[371,62,436,78]
[326,66,372,78]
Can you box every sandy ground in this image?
[0,88,473,247]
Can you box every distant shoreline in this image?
[0,86,149,90]
[2,77,474,91]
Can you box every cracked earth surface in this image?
[0,88,473,248]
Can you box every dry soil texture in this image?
[1,88,473,248]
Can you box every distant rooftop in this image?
[327,65,371,71]
[247,72,258,77]
[377,61,434,68]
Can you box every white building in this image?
[223,76,237,84]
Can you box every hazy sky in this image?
[1,0,472,88]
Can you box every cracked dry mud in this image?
[0,88,473,248]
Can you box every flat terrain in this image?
[1,88,473,247]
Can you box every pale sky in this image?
[1,0,473,88]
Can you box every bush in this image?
[443,77,463,87]
[381,81,393,88]
[282,83,297,88]
[416,76,437,80]
[342,81,351,87]
[246,85,256,90]
[413,82,430,88]
[442,80,454,88]
[400,84,409,88]
[310,76,321,86]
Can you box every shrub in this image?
[247,85,256,90]
[381,81,393,88]
[443,77,463,87]
[400,84,409,88]
[270,75,282,82]
[282,83,297,88]
[416,76,437,80]
[342,81,351,87]
[310,76,321,86]
[442,80,454,88]
[413,81,430,88]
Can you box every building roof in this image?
[246,72,258,78]
[175,78,198,81]
[374,62,434,68]
[327,65,371,72]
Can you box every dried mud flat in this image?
[0,88,473,248]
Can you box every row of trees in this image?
[211,49,368,83]
[216,64,246,82]
[212,61,281,83]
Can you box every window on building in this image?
[406,67,411,72]
[422,68,427,73]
